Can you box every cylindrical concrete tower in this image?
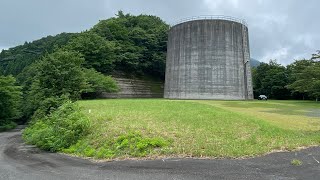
[164,16,253,100]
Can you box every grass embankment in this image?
[64,99,320,160]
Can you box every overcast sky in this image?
[1,0,319,64]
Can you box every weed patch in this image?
[23,101,91,152]
[64,131,171,159]
[291,159,303,166]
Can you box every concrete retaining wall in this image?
[101,76,164,98]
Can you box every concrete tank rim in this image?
[171,15,248,28]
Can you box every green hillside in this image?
[0,11,169,80]
[0,33,76,76]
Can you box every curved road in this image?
[1,127,319,180]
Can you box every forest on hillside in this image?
[0,11,169,79]
[0,11,169,131]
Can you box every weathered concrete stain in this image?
[102,76,164,98]
[164,19,253,100]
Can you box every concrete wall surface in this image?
[101,76,164,98]
[164,19,253,100]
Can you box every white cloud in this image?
[294,34,317,48]
[252,14,288,31]
[203,0,239,9]
[260,47,289,64]
[1,0,320,65]
[0,46,8,51]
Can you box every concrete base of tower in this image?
[164,93,253,100]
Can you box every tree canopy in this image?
[64,32,116,73]
[287,58,320,101]
[91,11,169,78]
[0,12,169,79]
[21,50,118,120]
[252,60,290,99]
[252,51,320,101]
[0,33,76,76]
[0,75,21,128]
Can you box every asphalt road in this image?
[0,126,319,180]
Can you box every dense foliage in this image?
[23,101,90,152]
[252,60,291,99]
[91,11,169,78]
[0,75,21,131]
[0,11,169,79]
[21,50,118,120]
[64,32,116,73]
[287,58,320,101]
[22,50,86,119]
[1,12,170,156]
[82,68,119,93]
[21,50,117,151]
[0,33,76,76]
[252,51,320,100]
[0,11,167,135]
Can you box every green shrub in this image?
[0,121,17,132]
[114,132,169,156]
[0,75,22,129]
[21,50,87,120]
[30,95,70,120]
[291,159,303,166]
[82,68,118,93]
[23,101,90,152]
[64,131,171,158]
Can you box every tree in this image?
[286,59,314,100]
[287,59,320,101]
[22,50,119,119]
[24,50,87,118]
[1,12,169,81]
[252,60,290,99]
[82,68,118,93]
[0,75,21,128]
[312,50,320,60]
[65,32,116,73]
[0,33,76,76]
[91,12,169,79]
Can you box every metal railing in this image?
[172,15,248,27]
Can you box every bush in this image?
[23,101,90,152]
[30,95,70,121]
[21,50,87,119]
[21,50,119,119]
[114,132,169,156]
[0,121,17,132]
[64,131,171,158]
[83,68,118,93]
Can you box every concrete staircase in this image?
[101,76,164,98]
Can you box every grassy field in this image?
[64,99,320,160]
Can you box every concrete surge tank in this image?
[164,16,253,100]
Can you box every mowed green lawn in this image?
[66,99,320,159]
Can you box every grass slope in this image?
[65,99,320,159]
